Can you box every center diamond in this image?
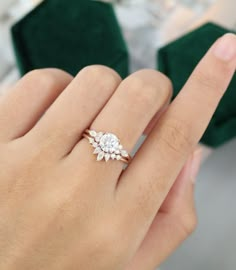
[99,133,119,153]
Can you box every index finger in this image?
[117,34,236,232]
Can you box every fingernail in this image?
[190,148,202,183]
[214,33,236,61]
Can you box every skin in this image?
[0,33,236,270]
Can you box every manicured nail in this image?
[214,33,236,61]
[190,148,202,183]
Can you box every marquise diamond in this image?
[93,147,101,154]
[89,137,95,144]
[105,153,110,162]
[89,130,97,137]
[121,150,128,157]
[97,151,105,161]
[95,132,103,142]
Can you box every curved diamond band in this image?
[83,129,131,164]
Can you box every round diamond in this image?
[99,133,120,154]
[116,155,121,160]
[111,153,116,160]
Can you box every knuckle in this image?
[126,70,172,107]
[156,71,173,98]
[134,83,157,107]
[159,118,193,155]
[24,68,69,89]
[79,65,121,88]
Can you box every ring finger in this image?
[67,69,172,185]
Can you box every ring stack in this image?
[83,129,131,164]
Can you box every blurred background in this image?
[1,0,236,269]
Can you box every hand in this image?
[0,33,235,270]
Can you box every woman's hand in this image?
[0,33,235,270]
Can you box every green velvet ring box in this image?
[158,22,236,148]
[11,0,129,79]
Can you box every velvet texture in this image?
[11,0,129,79]
[158,22,236,147]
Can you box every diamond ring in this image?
[83,129,131,164]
